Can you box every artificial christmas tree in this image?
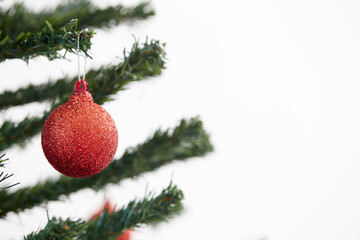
[0,0,213,239]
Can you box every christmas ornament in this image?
[41,79,118,177]
[90,200,132,240]
[41,30,118,178]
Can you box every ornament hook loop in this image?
[74,79,88,92]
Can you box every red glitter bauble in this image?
[41,79,118,178]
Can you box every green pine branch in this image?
[24,182,183,240]
[0,172,18,190]
[0,153,7,168]
[91,39,166,105]
[0,39,165,110]
[0,39,165,151]
[0,117,213,218]
[0,0,154,39]
[0,115,46,151]
[0,154,19,191]
[0,19,94,62]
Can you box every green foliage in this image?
[0,39,165,110]
[0,117,212,218]
[24,183,183,240]
[0,172,18,190]
[24,218,87,240]
[0,115,46,151]
[0,19,94,62]
[0,153,7,168]
[0,0,154,39]
[0,154,19,190]
[91,39,166,105]
[0,39,166,151]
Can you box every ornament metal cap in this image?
[69,79,93,102]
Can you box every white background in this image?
[1,0,360,239]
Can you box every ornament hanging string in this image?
[77,29,88,82]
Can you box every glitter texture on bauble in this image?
[41,79,118,178]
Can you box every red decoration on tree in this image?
[118,230,131,240]
[41,79,118,178]
[90,200,132,240]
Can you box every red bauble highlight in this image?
[41,79,118,178]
